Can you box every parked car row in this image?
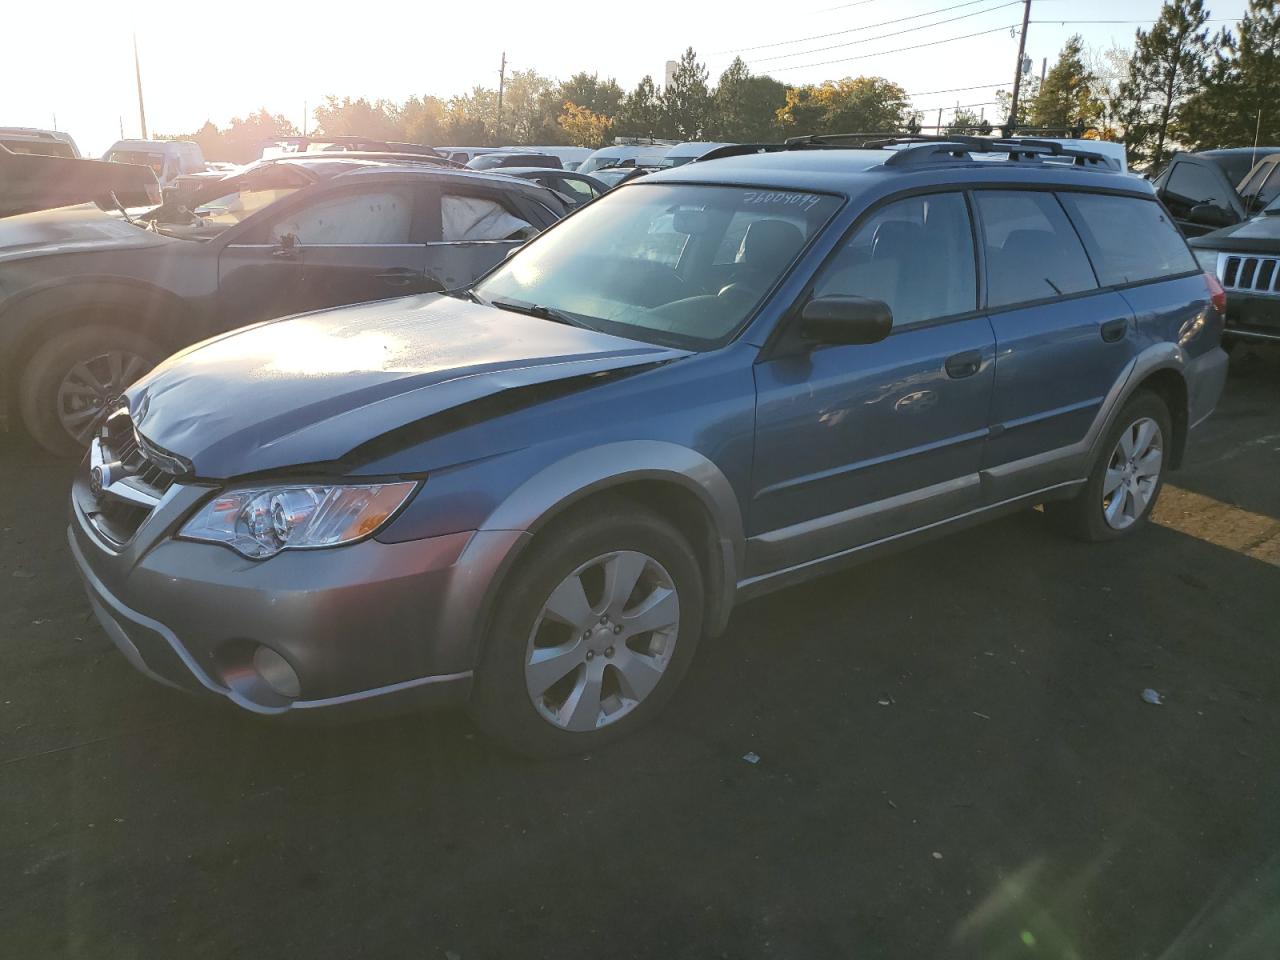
[56,134,1226,755]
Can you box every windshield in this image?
[475,183,841,349]
[106,150,166,175]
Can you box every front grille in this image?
[87,409,181,545]
[1221,254,1280,297]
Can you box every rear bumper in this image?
[1186,345,1229,431]
[68,475,527,716]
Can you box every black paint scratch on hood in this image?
[126,293,690,479]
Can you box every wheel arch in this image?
[1,277,195,412]
[1114,343,1191,470]
[476,442,747,653]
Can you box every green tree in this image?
[777,77,912,136]
[312,96,402,140]
[1177,0,1280,151]
[663,47,712,139]
[946,108,993,136]
[996,76,1040,132]
[557,73,625,119]
[711,57,788,141]
[1115,1,1215,168]
[1029,35,1101,131]
[616,75,667,138]
[501,69,562,144]
[445,87,498,144]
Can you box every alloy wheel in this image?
[56,350,151,446]
[525,550,681,732]
[1102,416,1164,530]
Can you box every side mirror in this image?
[1188,204,1237,229]
[800,296,893,345]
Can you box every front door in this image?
[423,186,543,290]
[217,181,437,326]
[749,192,996,578]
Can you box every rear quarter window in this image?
[1059,193,1198,286]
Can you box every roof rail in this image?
[692,133,1120,170]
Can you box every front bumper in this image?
[68,472,527,715]
[1225,291,1280,342]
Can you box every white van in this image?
[102,139,205,186]
[655,142,734,167]
[579,143,673,174]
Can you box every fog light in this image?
[252,646,301,699]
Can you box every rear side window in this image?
[1059,193,1197,286]
[975,191,1097,308]
[812,192,976,327]
[1166,161,1231,208]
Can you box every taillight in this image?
[1205,271,1227,314]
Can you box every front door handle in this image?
[1101,318,1128,342]
[376,268,421,286]
[944,350,983,379]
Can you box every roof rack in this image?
[694,133,1120,170]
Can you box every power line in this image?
[718,0,1007,55]
[767,23,1019,72]
[914,99,1003,110]
[751,0,1023,65]
[907,81,1008,96]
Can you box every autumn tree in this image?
[312,96,402,140]
[399,96,448,147]
[557,73,625,119]
[777,77,912,136]
[558,101,612,147]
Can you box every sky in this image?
[3,0,1253,157]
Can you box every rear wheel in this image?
[470,498,704,757]
[18,326,163,457]
[1047,391,1171,542]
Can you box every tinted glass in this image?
[476,184,840,348]
[556,177,597,200]
[1255,164,1280,207]
[976,191,1097,307]
[812,192,977,327]
[1060,193,1198,286]
[1166,161,1233,210]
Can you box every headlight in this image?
[180,481,418,559]
[1193,248,1221,274]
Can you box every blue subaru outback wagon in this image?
[70,137,1229,755]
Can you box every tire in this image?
[470,497,705,757]
[18,326,163,458]
[1046,390,1172,542]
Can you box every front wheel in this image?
[18,326,163,458]
[470,499,704,757]
[1047,390,1172,542]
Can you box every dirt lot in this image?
[2,356,1278,960]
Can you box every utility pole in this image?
[1040,56,1047,85]
[936,107,943,133]
[1006,0,1032,136]
[133,33,148,140]
[496,51,507,144]
[302,100,308,137]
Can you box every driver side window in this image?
[812,193,977,328]
[268,188,414,245]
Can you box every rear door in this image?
[422,184,544,290]
[749,191,996,576]
[975,189,1137,502]
[1155,155,1245,236]
[217,180,437,324]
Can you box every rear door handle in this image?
[376,268,421,286]
[944,350,983,379]
[1101,318,1128,342]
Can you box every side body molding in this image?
[480,440,746,635]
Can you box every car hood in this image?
[0,146,159,218]
[127,294,691,478]
[1188,214,1280,252]
[0,204,173,262]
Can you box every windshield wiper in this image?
[488,298,597,331]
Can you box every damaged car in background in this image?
[0,150,566,455]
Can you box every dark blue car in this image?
[69,137,1229,755]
